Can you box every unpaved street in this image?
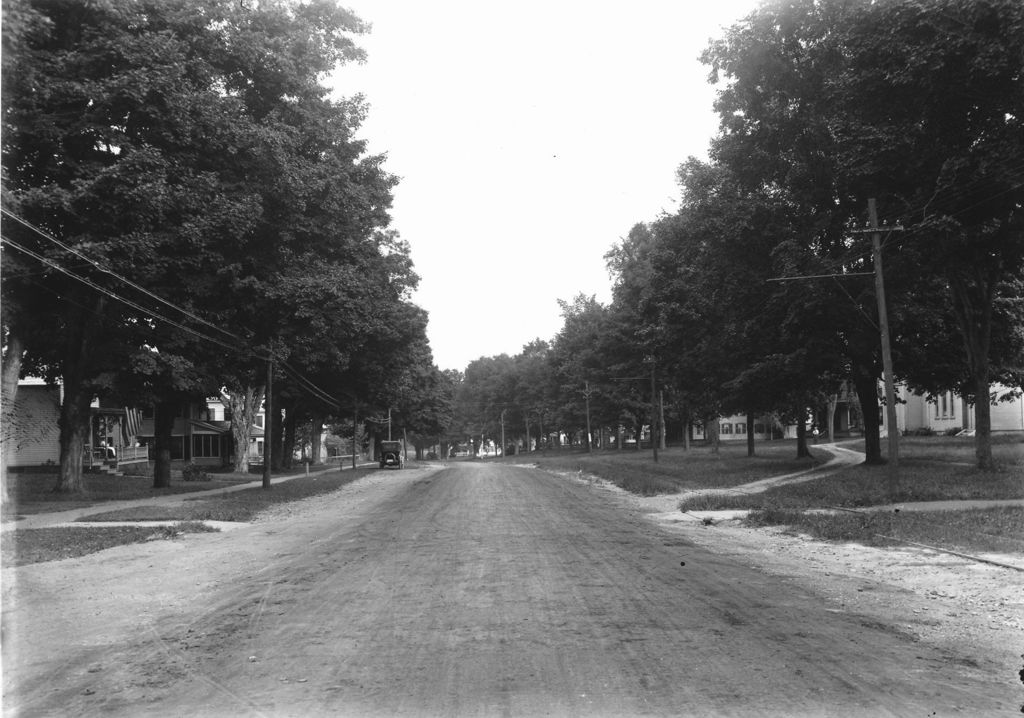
[2,462,1013,717]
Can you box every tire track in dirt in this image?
[5,462,1013,717]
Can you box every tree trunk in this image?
[1,331,25,500]
[270,390,285,471]
[826,394,838,444]
[682,403,690,451]
[851,368,883,464]
[223,386,264,473]
[971,374,994,470]
[53,295,105,494]
[368,427,379,462]
[795,409,811,459]
[281,399,297,470]
[310,412,324,465]
[707,416,720,455]
[746,412,755,457]
[948,270,997,470]
[53,384,92,493]
[152,400,177,488]
[351,408,358,469]
[659,392,667,451]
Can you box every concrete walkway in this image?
[1,462,377,533]
[824,498,1024,514]
[673,443,1024,522]
[676,442,864,503]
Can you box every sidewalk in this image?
[675,442,863,503]
[671,443,1024,522]
[1,462,377,533]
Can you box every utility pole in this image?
[500,409,506,457]
[583,381,593,453]
[263,356,273,489]
[387,407,392,441]
[869,198,900,493]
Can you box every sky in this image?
[332,1,759,372]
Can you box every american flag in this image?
[122,407,143,445]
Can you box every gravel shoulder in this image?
[3,461,1021,717]
[622,483,1024,685]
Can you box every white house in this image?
[882,383,1023,436]
[3,378,62,468]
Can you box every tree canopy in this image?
[451,0,1024,470]
[1,0,450,489]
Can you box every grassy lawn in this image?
[678,437,1024,513]
[80,467,377,523]
[746,506,1024,556]
[520,441,826,495]
[669,435,1024,557]
[1,463,347,518]
[4,468,258,518]
[523,436,1022,557]
[896,434,1024,464]
[2,466,377,566]
[1,522,218,567]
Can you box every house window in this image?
[754,423,766,434]
[935,392,956,420]
[735,423,746,434]
[192,434,222,458]
[254,415,264,428]
[720,423,733,434]
[140,437,183,459]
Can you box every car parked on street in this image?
[379,440,404,469]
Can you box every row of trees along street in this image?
[1,0,455,493]
[452,0,1024,472]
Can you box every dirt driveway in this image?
[2,462,1016,717]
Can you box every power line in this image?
[1,208,241,344]
[1,235,245,355]
[3,234,345,411]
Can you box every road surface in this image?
[2,461,1012,717]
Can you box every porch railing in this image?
[82,444,149,467]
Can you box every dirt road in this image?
[2,462,1013,717]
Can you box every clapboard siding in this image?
[5,385,62,467]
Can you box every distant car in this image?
[379,440,404,469]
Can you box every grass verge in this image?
[3,470,261,517]
[678,460,1024,512]
[1,522,218,567]
[744,506,1024,556]
[2,468,377,565]
[76,468,377,523]
[526,441,825,495]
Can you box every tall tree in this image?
[702,0,1024,468]
[2,0,396,489]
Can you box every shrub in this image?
[181,462,210,482]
